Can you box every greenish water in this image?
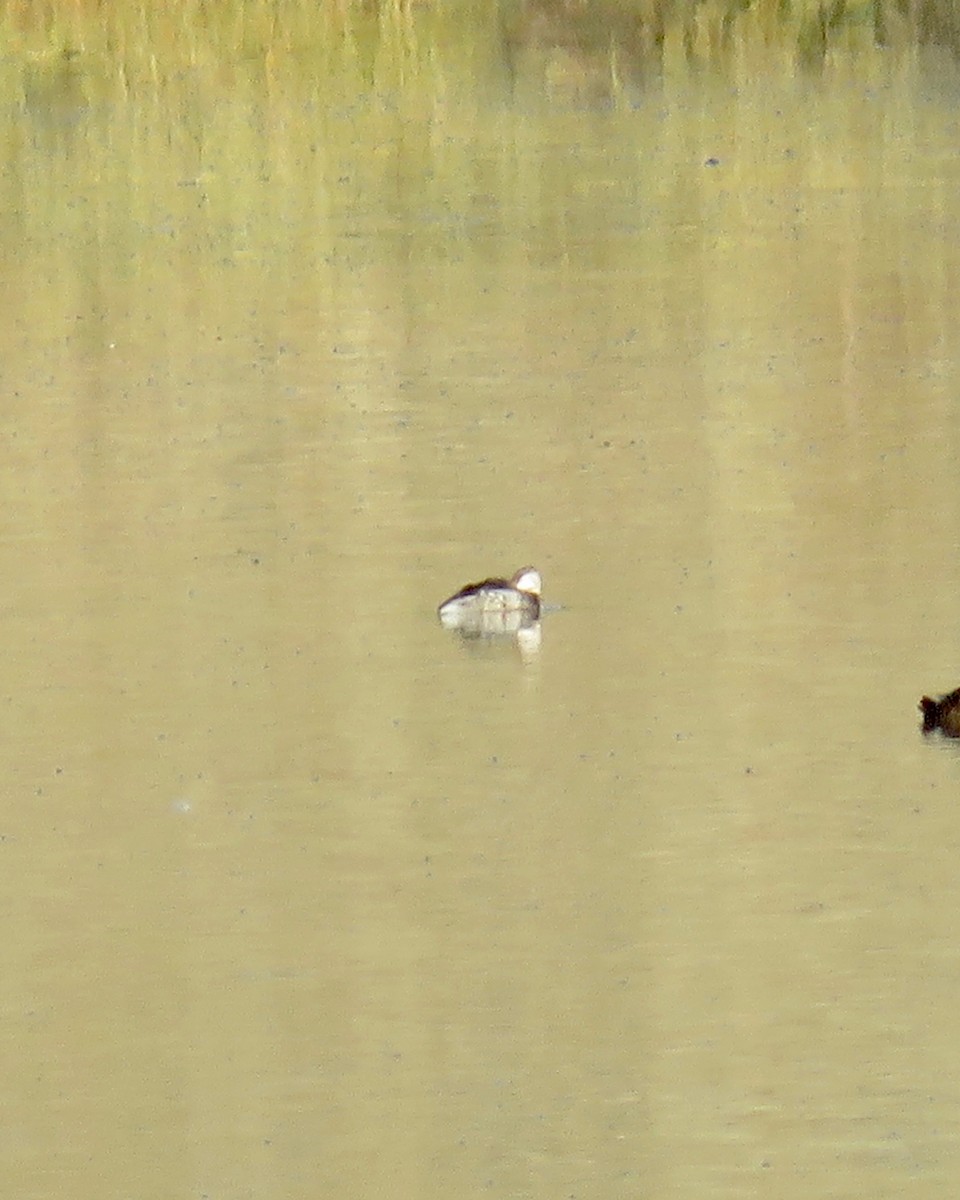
[3,16,960,1200]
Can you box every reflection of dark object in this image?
[21,49,86,132]
[439,606,543,660]
[793,0,849,65]
[920,686,960,736]
[875,0,960,55]
[499,0,657,98]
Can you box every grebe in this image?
[920,686,960,737]
[438,566,542,626]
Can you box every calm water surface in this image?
[2,29,960,1199]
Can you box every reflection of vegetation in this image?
[0,0,958,98]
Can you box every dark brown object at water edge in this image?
[919,686,960,736]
